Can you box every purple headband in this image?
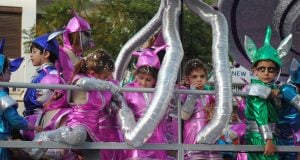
[132,45,167,69]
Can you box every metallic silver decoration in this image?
[247,84,271,99]
[116,0,231,146]
[181,95,197,115]
[77,77,120,94]
[116,94,136,133]
[259,124,274,141]
[185,0,232,144]
[277,34,293,58]
[0,95,17,112]
[123,0,183,147]
[114,0,165,81]
[291,96,300,112]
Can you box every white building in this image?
[0,0,37,112]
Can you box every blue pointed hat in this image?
[32,33,59,58]
[0,38,24,72]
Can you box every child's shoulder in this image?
[124,81,136,88]
[0,91,17,110]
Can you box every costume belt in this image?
[247,120,275,132]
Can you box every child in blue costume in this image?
[244,26,292,160]
[276,58,300,160]
[23,33,59,116]
[0,39,41,160]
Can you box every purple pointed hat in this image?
[132,45,167,69]
[63,11,91,51]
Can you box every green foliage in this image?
[37,0,215,63]
[36,0,89,36]
[22,25,36,53]
[89,0,160,57]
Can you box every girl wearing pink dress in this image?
[32,49,123,160]
[123,47,168,160]
[181,58,222,160]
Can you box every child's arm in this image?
[181,94,197,120]
[76,77,120,94]
[248,83,276,154]
[264,139,276,155]
[280,83,300,111]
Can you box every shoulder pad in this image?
[0,95,17,112]
[248,83,271,99]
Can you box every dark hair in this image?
[134,66,159,80]
[30,42,58,63]
[73,49,114,76]
[183,58,208,77]
[252,60,279,70]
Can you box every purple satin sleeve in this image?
[230,122,247,137]
[58,46,74,82]
[294,129,300,146]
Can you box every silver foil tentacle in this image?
[114,0,165,81]
[185,0,232,144]
[123,0,183,147]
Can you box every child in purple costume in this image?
[123,46,168,160]
[181,58,222,160]
[33,49,123,160]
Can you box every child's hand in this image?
[35,125,43,132]
[264,139,276,156]
[270,89,279,98]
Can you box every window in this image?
[0,6,22,58]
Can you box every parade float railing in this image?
[0,82,299,160]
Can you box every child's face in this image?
[253,61,278,83]
[186,68,207,90]
[30,47,44,66]
[136,73,156,88]
[36,88,54,104]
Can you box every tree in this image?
[36,0,216,63]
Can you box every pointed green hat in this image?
[244,25,292,67]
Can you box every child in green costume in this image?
[244,26,292,160]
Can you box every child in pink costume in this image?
[33,49,123,160]
[123,46,168,159]
[181,58,222,160]
[59,12,94,82]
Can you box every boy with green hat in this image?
[244,26,292,160]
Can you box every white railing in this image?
[0,82,298,160]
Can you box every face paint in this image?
[80,31,92,50]
[36,88,54,104]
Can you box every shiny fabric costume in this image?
[0,89,30,160]
[181,87,222,160]
[124,81,168,160]
[276,58,300,160]
[245,79,278,160]
[22,63,57,140]
[23,32,59,116]
[30,74,123,160]
[67,74,123,160]
[243,26,291,160]
[59,14,92,82]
